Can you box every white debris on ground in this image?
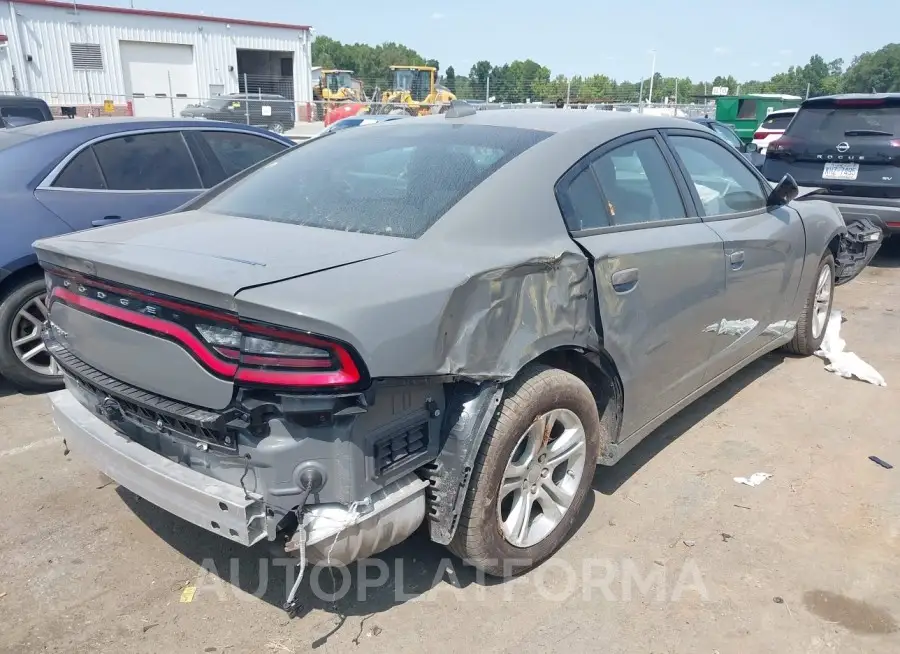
[815,309,887,387]
[734,472,773,487]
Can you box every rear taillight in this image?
[196,322,363,389]
[753,131,768,140]
[47,268,367,392]
[833,98,885,107]
[768,136,798,154]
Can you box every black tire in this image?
[0,276,63,392]
[448,364,603,577]
[782,252,835,356]
[268,122,285,134]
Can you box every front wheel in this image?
[448,364,603,577]
[0,277,63,392]
[782,252,835,356]
[268,122,285,134]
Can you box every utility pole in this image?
[805,82,810,99]
[638,77,645,110]
[565,78,571,107]
[647,49,657,104]
[485,74,489,103]
[675,78,678,105]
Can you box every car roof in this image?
[413,107,706,135]
[2,117,288,142]
[802,93,900,106]
[0,94,49,105]
[765,107,799,115]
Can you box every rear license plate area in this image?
[822,163,859,181]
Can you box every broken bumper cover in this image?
[49,388,269,546]
[835,216,883,286]
[48,388,430,559]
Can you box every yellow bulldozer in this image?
[374,65,456,116]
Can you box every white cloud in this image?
[778,49,792,56]
[713,46,730,55]
[431,12,445,19]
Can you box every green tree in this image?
[444,66,456,93]
[843,44,900,93]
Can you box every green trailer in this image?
[714,94,802,143]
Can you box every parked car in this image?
[690,117,764,169]
[763,93,900,239]
[180,93,296,134]
[317,113,407,136]
[0,117,294,391]
[38,109,881,613]
[0,94,53,127]
[751,107,798,154]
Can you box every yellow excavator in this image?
[375,65,456,116]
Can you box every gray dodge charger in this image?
[35,103,882,612]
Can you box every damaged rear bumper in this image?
[834,216,883,286]
[48,388,429,559]
[49,389,269,546]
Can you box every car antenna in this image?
[444,100,477,118]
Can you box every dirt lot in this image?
[1,244,899,654]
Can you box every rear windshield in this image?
[201,123,550,238]
[760,113,794,131]
[788,105,900,139]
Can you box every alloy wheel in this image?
[811,265,833,339]
[10,292,59,377]
[497,408,588,549]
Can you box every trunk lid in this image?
[35,210,404,308]
[764,96,900,197]
[36,210,405,410]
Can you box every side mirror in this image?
[744,142,759,153]
[768,174,799,207]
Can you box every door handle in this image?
[92,216,122,227]
[729,250,745,269]
[610,268,639,293]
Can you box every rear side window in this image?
[788,105,900,140]
[760,113,794,131]
[201,131,287,178]
[53,148,106,190]
[200,124,551,238]
[93,131,202,191]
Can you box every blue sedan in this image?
[0,117,294,391]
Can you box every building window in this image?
[70,43,103,70]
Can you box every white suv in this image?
[751,107,798,154]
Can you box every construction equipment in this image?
[313,69,364,103]
[312,69,366,122]
[375,65,456,116]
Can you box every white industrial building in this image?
[0,0,314,120]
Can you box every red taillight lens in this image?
[196,321,363,389]
[753,131,768,140]
[769,136,798,153]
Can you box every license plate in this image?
[822,162,859,181]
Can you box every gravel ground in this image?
[1,243,898,654]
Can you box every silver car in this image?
[35,105,881,613]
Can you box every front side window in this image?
[712,123,742,149]
[200,124,550,238]
[92,131,201,191]
[668,135,767,216]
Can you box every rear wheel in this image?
[0,277,63,392]
[782,252,834,356]
[268,122,285,134]
[448,364,602,577]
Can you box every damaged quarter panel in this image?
[234,126,603,381]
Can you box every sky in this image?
[87,0,897,82]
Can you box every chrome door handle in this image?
[610,268,639,293]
